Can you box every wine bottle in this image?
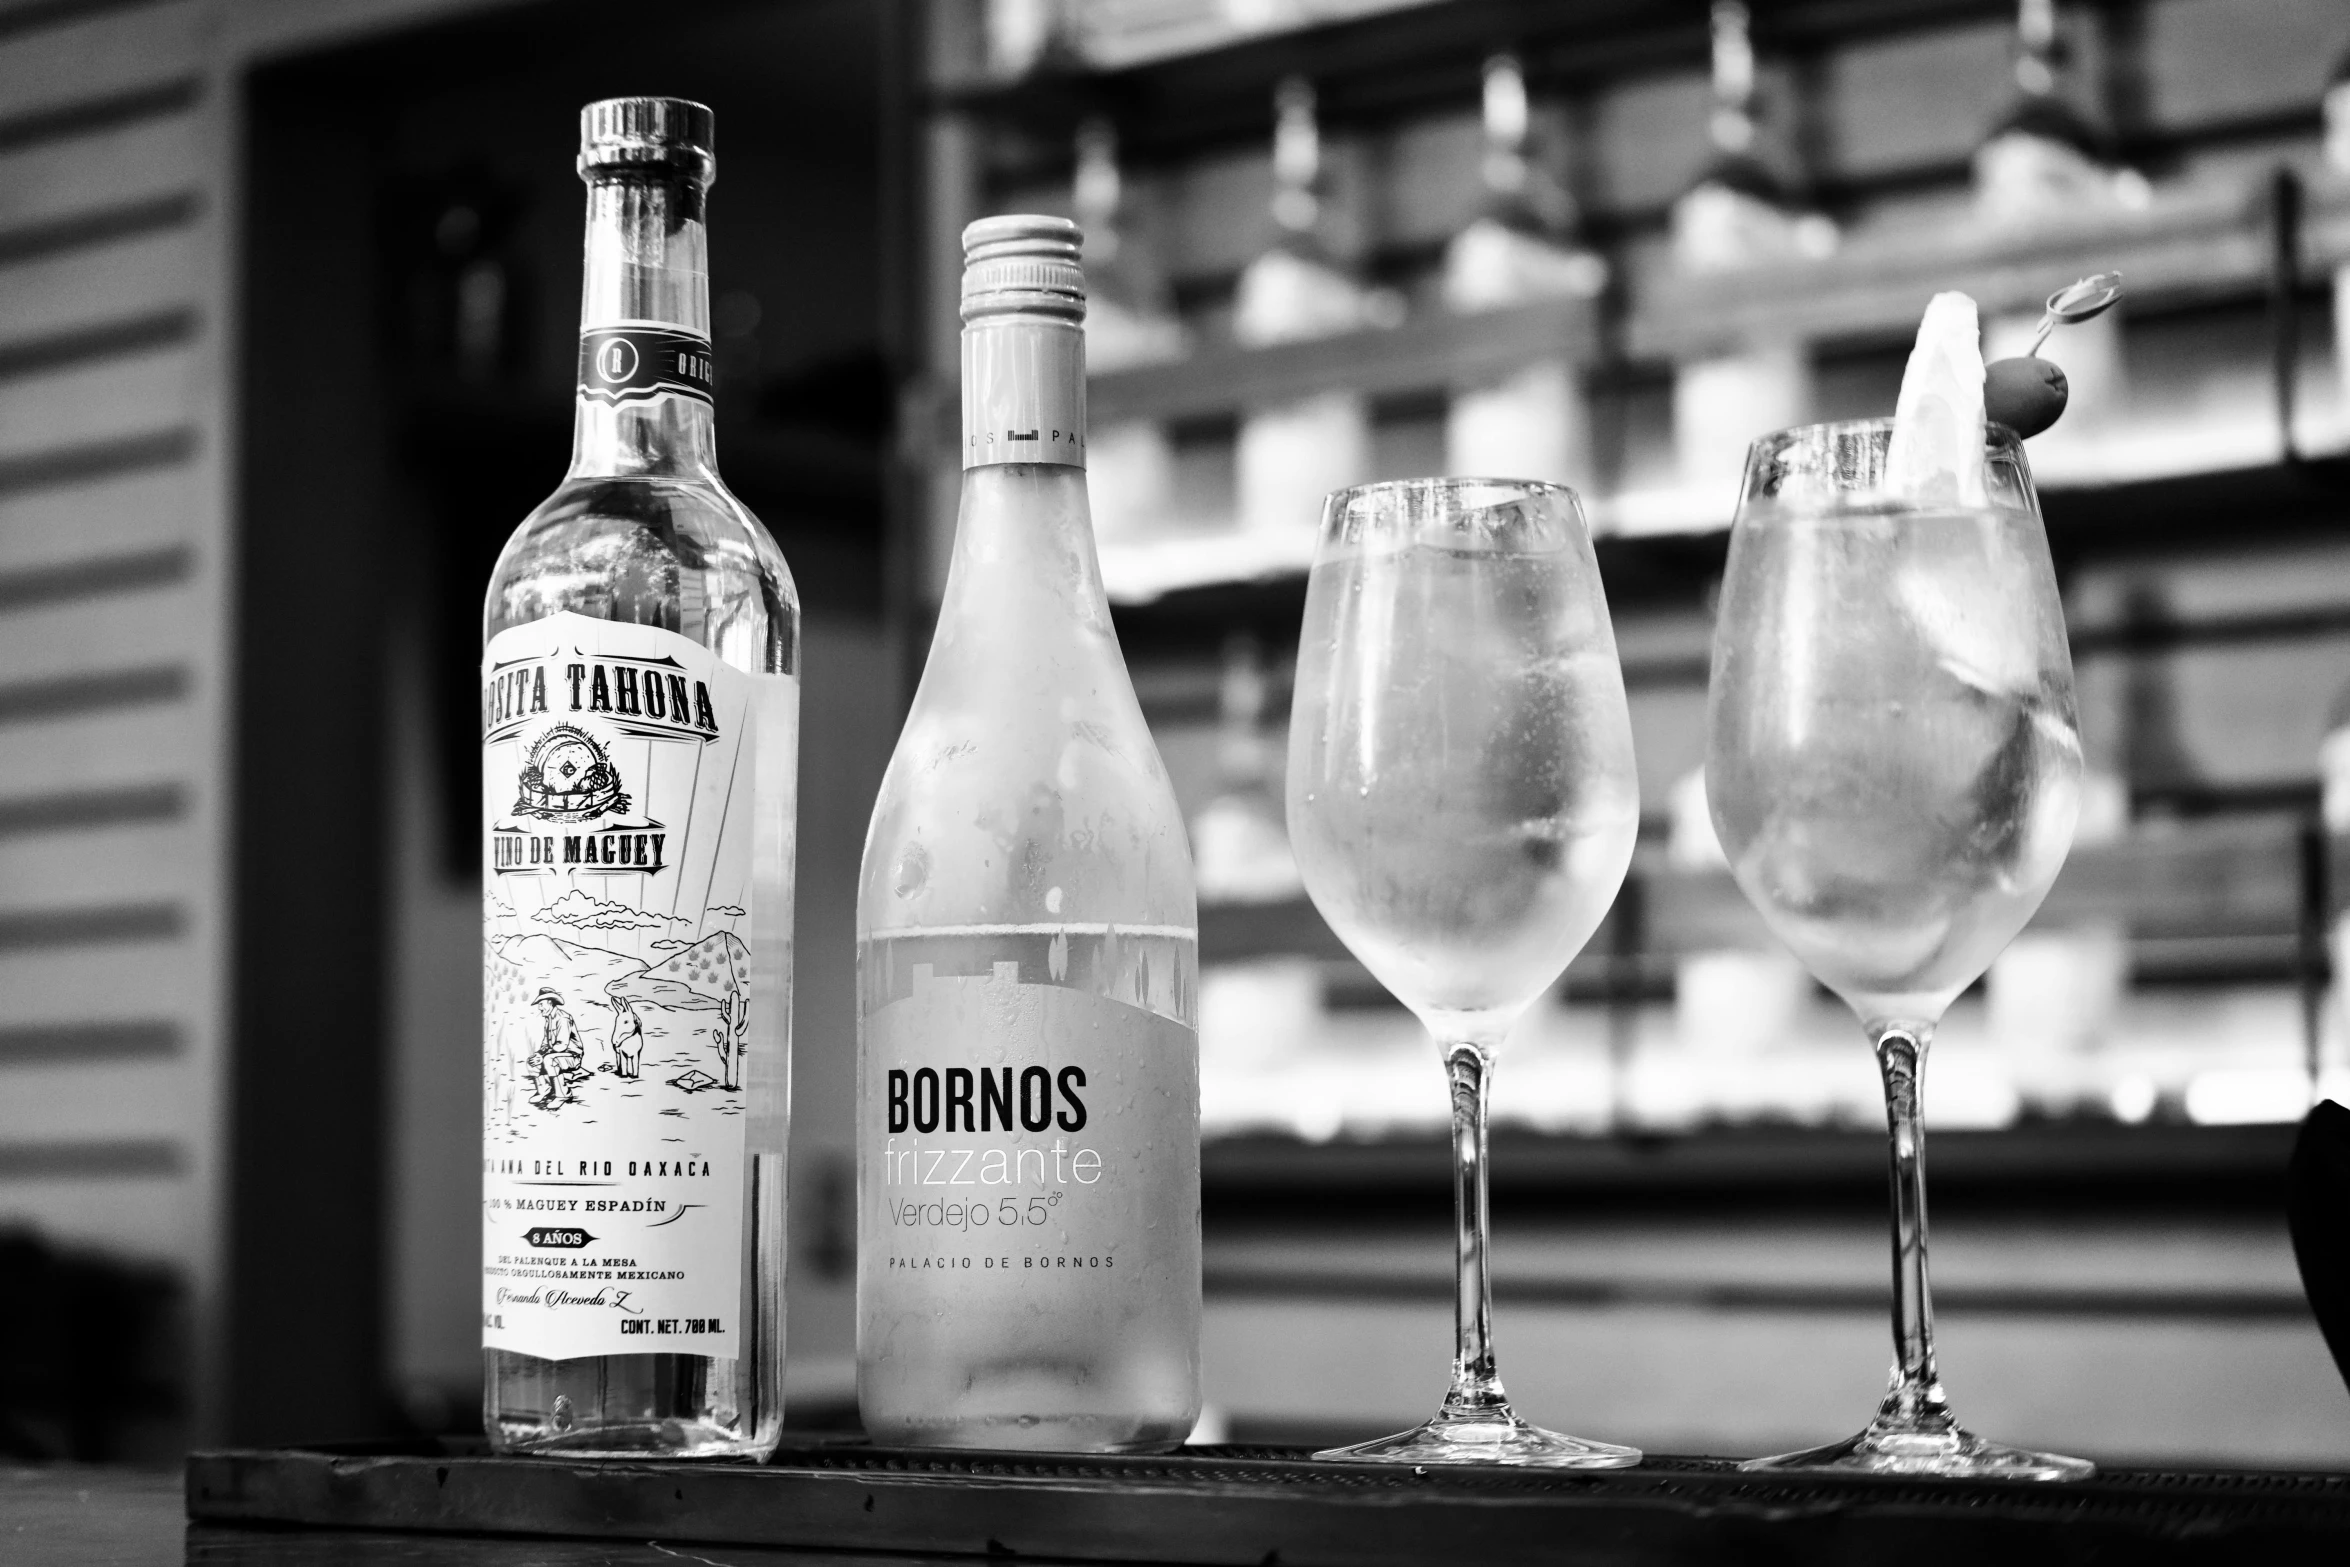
[1233,76,1375,540]
[857,215,1201,1452]
[479,97,796,1459]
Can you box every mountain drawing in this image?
[493,933,645,1010]
[606,930,749,1011]
[608,931,752,1091]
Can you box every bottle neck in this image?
[961,310,1087,472]
[936,464,1114,661]
[571,173,716,478]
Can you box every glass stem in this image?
[1871,1022,1956,1436]
[1438,1038,1510,1423]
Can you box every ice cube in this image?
[1885,292,1989,508]
[1893,550,2041,699]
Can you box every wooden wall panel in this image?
[0,1059,195,1143]
[0,0,221,1462]
[0,108,204,230]
[0,1175,191,1259]
[0,231,202,344]
[0,704,196,799]
[0,819,200,910]
[0,940,200,1024]
[0,2,205,123]
[0,583,200,683]
[0,470,195,574]
[0,0,550,1452]
[0,349,194,459]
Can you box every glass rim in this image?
[1322,475,1586,510]
[1746,415,2025,452]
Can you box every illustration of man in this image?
[529,988,584,1109]
[609,996,645,1080]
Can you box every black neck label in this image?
[578,326,714,407]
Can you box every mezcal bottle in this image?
[479,97,796,1459]
[856,215,1201,1452]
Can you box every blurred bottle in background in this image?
[1669,2,1832,502]
[1988,769,2131,1116]
[2321,681,2350,1090]
[1973,0,2147,225]
[1191,635,1302,905]
[1666,767,1810,1110]
[1440,53,1606,488]
[1974,0,2137,459]
[982,0,1084,80]
[1192,636,1319,1134]
[1233,77,1384,539]
[1076,116,1188,544]
[2326,46,2350,435]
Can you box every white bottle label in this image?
[859,927,1200,1313]
[480,612,757,1362]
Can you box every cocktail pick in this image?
[2023,270,2124,356]
[1984,271,2124,438]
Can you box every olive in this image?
[1984,356,2069,438]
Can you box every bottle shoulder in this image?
[486,473,799,676]
[860,667,1195,938]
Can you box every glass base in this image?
[1741,1422,2092,1481]
[1316,1408,1641,1470]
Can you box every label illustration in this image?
[578,323,716,407]
[481,612,752,1361]
[860,927,1199,1305]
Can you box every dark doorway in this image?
[232,0,896,1443]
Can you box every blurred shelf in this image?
[1091,296,1599,426]
[932,0,2018,167]
[1072,176,2328,518]
[1202,1119,2298,1214]
[1201,812,2320,987]
[1107,453,2350,635]
[1203,1217,2311,1317]
[1630,178,2297,362]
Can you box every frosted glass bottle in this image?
[856,215,1201,1452]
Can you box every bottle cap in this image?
[579,97,716,186]
[961,214,1086,323]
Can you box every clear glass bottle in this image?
[1440,52,1605,488]
[1669,2,1825,498]
[856,215,1200,1452]
[1233,76,1376,540]
[480,98,795,1460]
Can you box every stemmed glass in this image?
[1705,418,2092,1479]
[1286,478,1642,1467]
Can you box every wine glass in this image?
[1705,418,2092,1479]
[1286,477,1642,1467]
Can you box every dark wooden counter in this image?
[23,1443,2350,1564]
[179,1439,2350,1566]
